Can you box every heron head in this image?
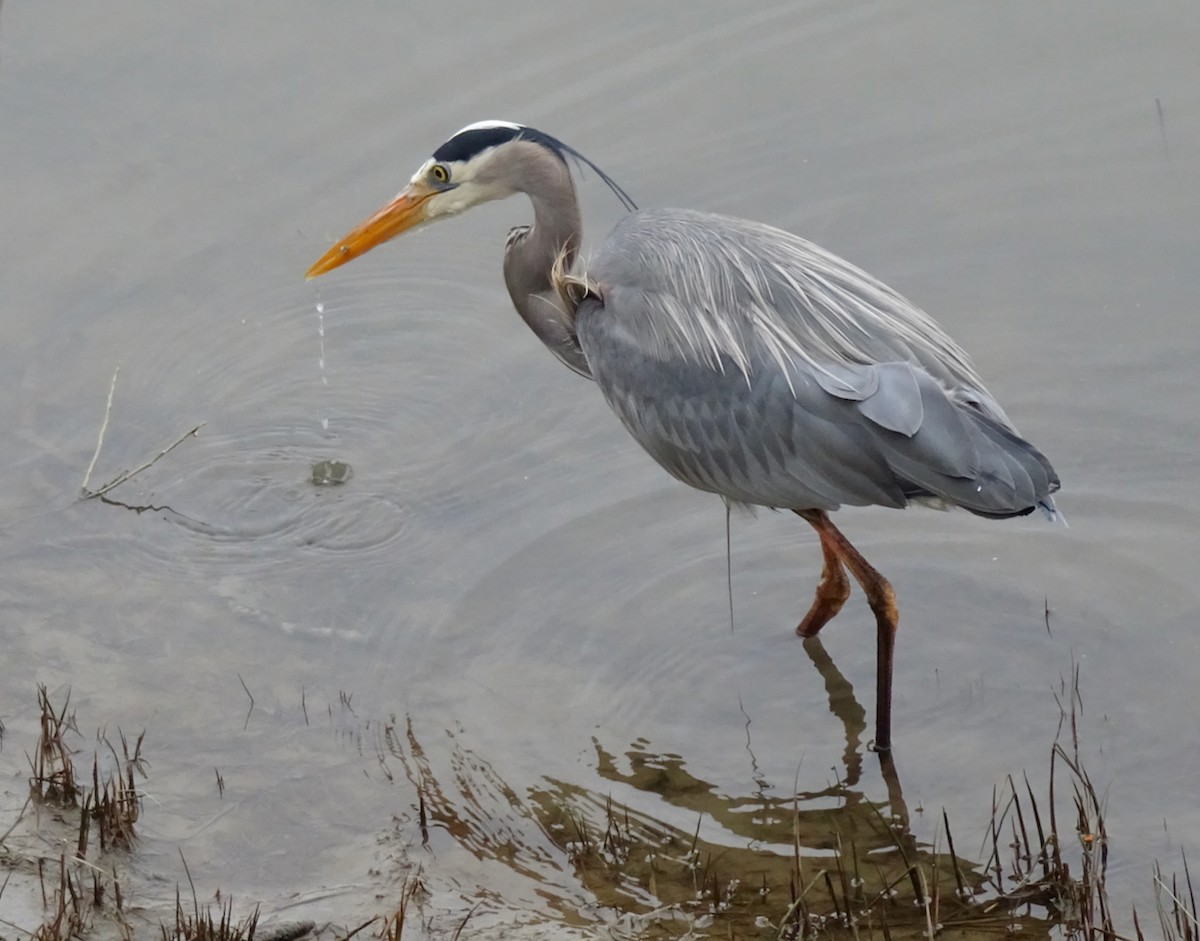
[307,121,539,279]
[305,120,636,279]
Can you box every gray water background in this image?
[2,1,1198,933]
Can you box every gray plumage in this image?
[572,207,1058,521]
[471,130,1058,523]
[305,119,1062,751]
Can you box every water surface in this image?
[2,1,1198,934]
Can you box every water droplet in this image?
[315,297,330,431]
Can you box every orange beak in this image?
[306,184,435,279]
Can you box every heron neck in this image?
[502,150,590,377]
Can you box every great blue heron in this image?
[306,120,1060,752]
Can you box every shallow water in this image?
[2,0,1198,934]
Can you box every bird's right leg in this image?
[794,510,852,637]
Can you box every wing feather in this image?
[855,362,924,436]
[568,208,1059,518]
[576,304,1058,518]
[585,208,987,394]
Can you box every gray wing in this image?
[579,208,1019,425]
[572,209,1059,517]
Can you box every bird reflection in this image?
[801,635,913,843]
[802,635,868,786]
[376,642,1057,938]
[587,635,916,871]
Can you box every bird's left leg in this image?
[794,510,852,637]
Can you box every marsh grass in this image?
[7,687,269,941]
[1150,857,1198,941]
[10,687,148,940]
[5,675,1197,941]
[161,891,260,941]
[32,853,92,941]
[507,664,1197,940]
[529,775,1010,940]
[26,685,147,860]
[81,728,147,854]
[28,684,81,807]
[160,853,260,941]
[374,871,429,941]
[972,665,1197,941]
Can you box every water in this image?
[2,1,1198,935]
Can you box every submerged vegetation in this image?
[159,867,261,941]
[3,685,145,940]
[378,650,1197,941]
[1,671,1195,941]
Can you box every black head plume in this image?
[433,121,638,213]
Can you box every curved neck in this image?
[500,143,590,377]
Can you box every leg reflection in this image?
[802,636,913,838]
[801,635,866,786]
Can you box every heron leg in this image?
[796,510,898,752]
[794,513,851,637]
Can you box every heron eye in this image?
[430,163,450,184]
